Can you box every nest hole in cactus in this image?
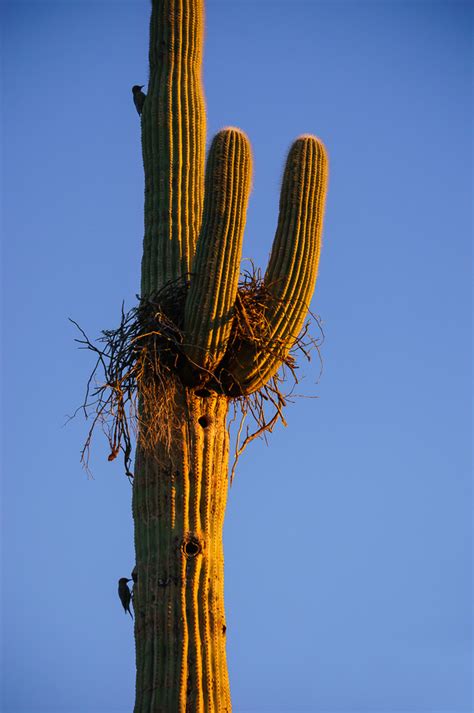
[182,537,202,558]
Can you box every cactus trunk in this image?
[127,0,328,709]
[133,388,231,711]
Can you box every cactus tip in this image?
[296,133,326,146]
[218,125,249,139]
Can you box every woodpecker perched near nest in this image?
[132,85,146,116]
[118,578,133,618]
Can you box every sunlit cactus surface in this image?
[128,1,329,710]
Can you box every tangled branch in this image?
[70,268,323,481]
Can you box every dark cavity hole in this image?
[198,415,211,428]
[182,537,202,558]
[195,388,211,398]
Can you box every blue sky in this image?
[1,1,472,712]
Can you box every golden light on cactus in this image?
[76,0,328,709]
[184,127,253,373]
[141,0,206,294]
[222,135,328,395]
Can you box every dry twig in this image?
[71,267,323,480]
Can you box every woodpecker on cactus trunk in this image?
[131,85,146,116]
[118,577,133,618]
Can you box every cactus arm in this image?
[141,0,206,296]
[223,135,328,395]
[183,128,252,372]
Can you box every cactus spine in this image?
[132,1,328,711]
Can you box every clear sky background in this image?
[1,1,472,712]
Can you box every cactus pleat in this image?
[141,0,206,296]
[222,135,328,394]
[184,128,252,371]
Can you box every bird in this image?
[118,577,133,618]
[132,85,146,116]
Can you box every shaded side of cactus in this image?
[131,1,328,710]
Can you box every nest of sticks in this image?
[71,267,323,482]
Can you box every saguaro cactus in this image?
[131,1,328,710]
